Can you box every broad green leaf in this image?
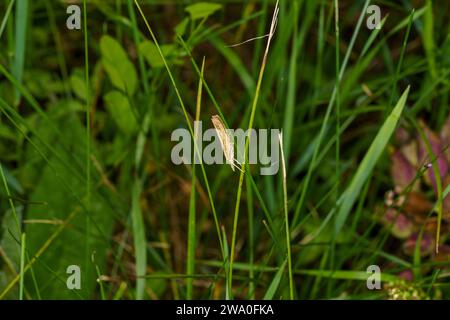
[24,70,65,99]
[25,111,114,299]
[104,90,138,134]
[100,34,128,63]
[139,41,176,69]
[334,86,410,235]
[185,2,222,20]
[175,18,189,37]
[70,70,89,101]
[100,35,137,95]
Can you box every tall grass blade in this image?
[82,0,92,300]
[12,0,28,105]
[263,259,286,300]
[0,0,15,39]
[186,58,205,299]
[134,0,225,258]
[229,0,279,297]
[279,132,294,299]
[131,182,146,300]
[19,233,26,300]
[334,86,410,236]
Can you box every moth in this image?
[211,115,242,172]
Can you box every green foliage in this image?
[334,87,410,235]
[24,108,114,299]
[185,2,222,20]
[100,35,137,96]
[104,90,137,134]
[0,0,449,301]
[0,208,22,299]
[139,41,178,69]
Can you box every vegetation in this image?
[0,0,449,300]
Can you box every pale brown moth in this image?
[211,115,241,172]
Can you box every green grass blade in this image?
[0,0,15,40]
[282,1,299,161]
[422,0,436,79]
[229,0,279,298]
[186,58,205,299]
[134,0,225,259]
[414,120,444,252]
[295,269,399,282]
[0,164,21,233]
[334,86,410,236]
[292,0,370,227]
[0,210,79,299]
[131,182,146,300]
[263,259,286,300]
[360,14,388,57]
[208,35,255,95]
[12,0,28,105]
[82,0,92,300]
[279,133,294,299]
[245,164,255,299]
[19,233,26,300]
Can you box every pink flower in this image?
[403,232,434,256]
[382,208,413,239]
